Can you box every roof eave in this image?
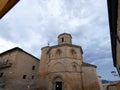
[107,0,118,67]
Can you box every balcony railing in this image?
[0,63,12,69]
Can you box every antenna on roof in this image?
[48,41,50,46]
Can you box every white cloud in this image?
[0,0,119,81]
[0,37,20,53]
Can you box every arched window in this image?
[73,64,77,72]
[61,38,64,42]
[55,49,62,58]
[70,49,77,58]
[72,62,80,72]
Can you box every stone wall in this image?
[0,49,39,90]
[82,66,100,90]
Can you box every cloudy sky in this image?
[0,0,120,81]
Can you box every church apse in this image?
[37,33,100,90]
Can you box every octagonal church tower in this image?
[37,33,100,90]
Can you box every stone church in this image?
[0,33,100,90]
[36,33,100,90]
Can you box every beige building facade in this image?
[0,47,39,90]
[37,33,100,90]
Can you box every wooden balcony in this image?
[0,63,12,69]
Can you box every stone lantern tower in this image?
[58,33,72,45]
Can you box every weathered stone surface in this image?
[0,48,39,90]
[0,33,101,90]
[37,33,100,90]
